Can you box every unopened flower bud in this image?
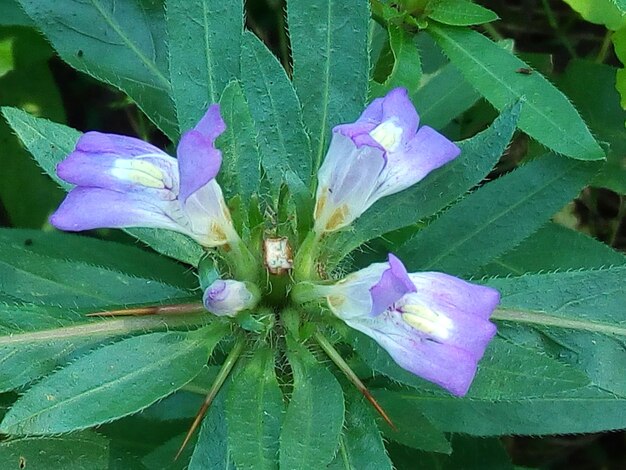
[203,280,259,317]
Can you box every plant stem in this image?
[314,330,396,429]
[596,30,614,64]
[175,337,246,460]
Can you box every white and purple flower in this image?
[315,254,499,396]
[313,87,461,233]
[203,279,259,317]
[50,105,238,248]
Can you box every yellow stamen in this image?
[369,119,403,152]
[111,159,165,189]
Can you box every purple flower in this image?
[50,105,238,248]
[203,279,259,317]
[314,87,460,233]
[319,254,499,396]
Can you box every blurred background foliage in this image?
[0,0,624,468]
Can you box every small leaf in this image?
[226,347,283,470]
[288,0,369,177]
[166,0,243,131]
[427,0,499,26]
[428,24,604,160]
[217,81,262,205]
[240,32,311,191]
[372,25,422,96]
[0,325,227,435]
[397,153,600,276]
[279,343,344,469]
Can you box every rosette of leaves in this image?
[0,1,625,469]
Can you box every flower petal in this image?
[177,105,225,202]
[50,187,183,233]
[57,132,177,193]
[347,311,480,396]
[183,179,235,246]
[379,87,419,137]
[203,279,257,317]
[369,254,415,316]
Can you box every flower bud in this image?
[202,280,259,317]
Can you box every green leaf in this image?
[240,31,311,190]
[350,333,589,399]
[478,222,626,276]
[562,0,626,30]
[614,28,626,111]
[0,0,34,26]
[279,343,344,469]
[372,25,422,96]
[217,81,262,205]
[427,0,499,26]
[411,61,480,129]
[327,391,392,470]
[377,386,626,436]
[16,0,177,138]
[0,229,196,289]
[288,0,369,177]
[226,347,283,470]
[488,267,626,396]
[397,153,600,276]
[559,60,626,193]
[0,240,191,308]
[0,325,227,435]
[428,24,604,161]
[166,0,242,131]
[190,388,236,470]
[373,393,451,453]
[328,101,522,264]
[0,432,109,469]
[1,107,205,266]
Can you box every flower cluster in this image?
[51,87,499,396]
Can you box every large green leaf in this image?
[397,153,600,276]
[279,343,344,469]
[488,267,626,397]
[376,386,626,436]
[0,240,191,308]
[0,432,110,469]
[411,61,480,129]
[16,0,177,138]
[288,0,369,178]
[0,325,227,435]
[0,229,196,288]
[166,0,242,131]
[614,28,626,110]
[428,24,604,161]
[217,81,261,205]
[226,347,283,470]
[328,101,521,264]
[1,107,205,266]
[240,32,311,190]
[562,0,626,29]
[478,222,626,276]
[327,391,392,470]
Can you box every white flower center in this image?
[111,158,166,189]
[401,303,453,339]
[369,119,403,152]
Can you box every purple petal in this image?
[369,254,416,316]
[333,122,383,151]
[57,132,176,192]
[380,87,419,137]
[408,272,500,320]
[347,311,480,396]
[193,104,226,142]
[177,105,225,203]
[50,187,181,233]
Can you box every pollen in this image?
[325,204,349,232]
[111,159,166,189]
[369,119,403,152]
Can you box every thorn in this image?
[313,330,396,430]
[86,302,205,317]
[174,338,245,461]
